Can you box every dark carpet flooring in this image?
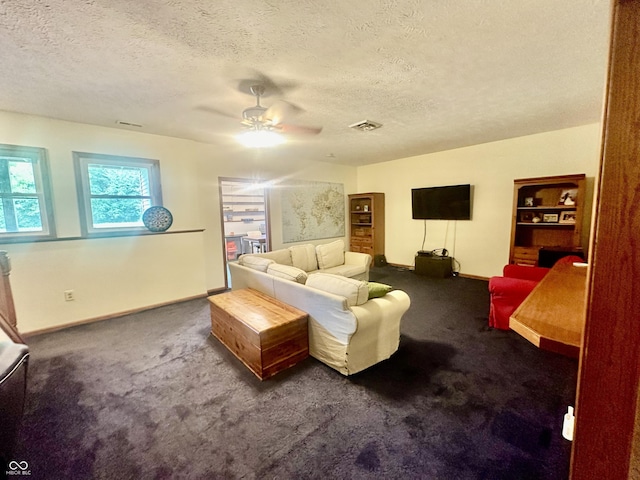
[13,266,577,479]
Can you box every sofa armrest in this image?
[489,276,539,301]
[346,290,411,373]
[344,251,372,268]
[503,264,550,282]
[350,290,411,335]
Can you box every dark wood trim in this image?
[0,228,205,245]
[571,1,640,478]
[385,262,489,281]
[458,272,489,281]
[22,293,208,337]
[218,177,271,289]
[207,287,229,296]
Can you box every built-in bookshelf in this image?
[509,174,586,266]
[348,193,385,260]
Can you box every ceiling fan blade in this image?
[277,123,323,135]
[265,100,304,125]
[236,71,298,97]
[195,105,238,120]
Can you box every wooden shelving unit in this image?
[509,174,586,266]
[348,193,385,260]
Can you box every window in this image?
[73,152,162,235]
[0,144,56,239]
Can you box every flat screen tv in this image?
[411,184,472,220]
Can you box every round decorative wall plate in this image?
[142,206,173,232]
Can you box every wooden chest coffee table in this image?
[208,288,309,380]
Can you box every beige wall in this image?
[0,111,357,333]
[356,124,602,278]
[196,148,358,289]
[0,109,602,332]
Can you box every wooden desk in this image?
[241,235,266,254]
[510,261,587,357]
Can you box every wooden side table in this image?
[208,288,309,380]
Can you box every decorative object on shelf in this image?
[542,213,559,223]
[559,211,577,224]
[363,205,369,212]
[524,197,535,207]
[142,206,173,232]
[532,215,542,223]
[559,188,578,205]
[520,212,533,222]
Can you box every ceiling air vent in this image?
[349,120,382,132]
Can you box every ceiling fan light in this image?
[236,130,285,148]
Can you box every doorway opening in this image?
[219,177,270,287]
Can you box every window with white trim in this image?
[0,144,56,239]
[73,152,163,235]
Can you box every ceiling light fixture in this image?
[236,129,285,148]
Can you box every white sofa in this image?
[237,240,371,281]
[229,241,411,375]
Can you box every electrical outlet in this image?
[64,290,74,301]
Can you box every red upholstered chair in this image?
[488,256,584,330]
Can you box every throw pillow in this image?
[267,264,308,284]
[289,244,318,272]
[257,249,293,266]
[306,273,368,306]
[315,239,345,270]
[368,282,393,299]
[239,255,274,272]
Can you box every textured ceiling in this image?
[0,0,610,167]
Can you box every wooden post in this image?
[571,1,640,478]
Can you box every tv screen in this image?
[412,184,472,220]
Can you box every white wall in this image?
[356,124,602,278]
[0,111,357,333]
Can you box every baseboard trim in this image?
[386,262,413,269]
[458,273,489,281]
[385,262,488,281]
[207,287,229,296]
[24,293,209,338]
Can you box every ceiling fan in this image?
[239,84,322,136]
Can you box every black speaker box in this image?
[414,255,453,278]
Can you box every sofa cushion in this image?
[267,264,308,284]
[289,244,318,272]
[255,249,293,266]
[306,273,368,307]
[319,264,366,278]
[368,282,393,299]
[315,240,345,270]
[239,255,274,272]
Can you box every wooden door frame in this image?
[571,1,640,478]
[218,177,271,288]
